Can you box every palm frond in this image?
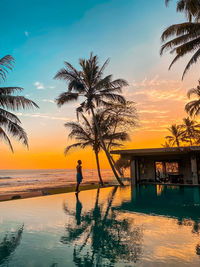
[100,93,126,104]
[160,23,200,43]
[0,87,23,95]
[96,58,110,80]
[64,61,81,78]
[0,108,21,123]
[110,79,129,87]
[0,95,39,110]
[55,92,79,107]
[185,99,200,116]
[54,68,77,82]
[6,121,28,148]
[68,80,85,93]
[187,86,200,98]
[0,126,13,152]
[0,55,14,81]
[182,48,200,78]
[160,31,200,55]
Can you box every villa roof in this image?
[111,146,200,157]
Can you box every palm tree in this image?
[99,101,137,177]
[181,116,200,144]
[165,0,200,22]
[0,55,39,151]
[161,1,200,79]
[185,80,200,116]
[104,101,137,151]
[54,53,128,185]
[65,110,129,186]
[165,124,184,146]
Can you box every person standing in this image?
[76,160,83,193]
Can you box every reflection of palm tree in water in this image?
[75,192,82,226]
[0,224,24,266]
[61,187,143,266]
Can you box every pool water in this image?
[0,185,200,266]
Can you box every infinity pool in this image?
[0,185,200,266]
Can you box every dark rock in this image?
[11,195,21,200]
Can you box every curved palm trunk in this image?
[90,107,124,186]
[106,115,124,178]
[110,154,124,177]
[94,150,104,186]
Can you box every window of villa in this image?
[155,161,179,179]
[165,162,179,173]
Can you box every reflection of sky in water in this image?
[0,185,200,266]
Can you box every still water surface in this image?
[0,185,200,266]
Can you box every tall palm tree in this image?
[165,0,200,22]
[165,124,184,146]
[185,80,200,116]
[161,1,200,79]
[0,55,39,151]
[54,53,128,185]
[65,110,129,186]
[181,116,200,144]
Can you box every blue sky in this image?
[1,0,180,107]
[1,0,199,168]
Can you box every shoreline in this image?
[0,181,113,202]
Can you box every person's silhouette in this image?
[76,160,83,192]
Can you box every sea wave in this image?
[0,169,117,195]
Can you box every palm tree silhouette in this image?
[165,124,184,147]
[61,187,143,266]
[165,0,200,22]
[181,117,200,145]
[65,110,129,185]
[54,53,128,185]
[0,224,24,265]
[161,1,200,79]
[0,55,39,151]
[185,80,200,117]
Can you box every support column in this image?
[130,159,137,186]
[191,155,198,185]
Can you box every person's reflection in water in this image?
[75,192,82,225]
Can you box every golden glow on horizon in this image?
[1,62,200,169]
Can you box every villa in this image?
[111,146,200,185]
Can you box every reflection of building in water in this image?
[111,146,200,185]
[115,185,200,228]
[156,184,164,196]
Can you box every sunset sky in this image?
[1,0,200,169]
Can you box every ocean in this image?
[0,169,115,195]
